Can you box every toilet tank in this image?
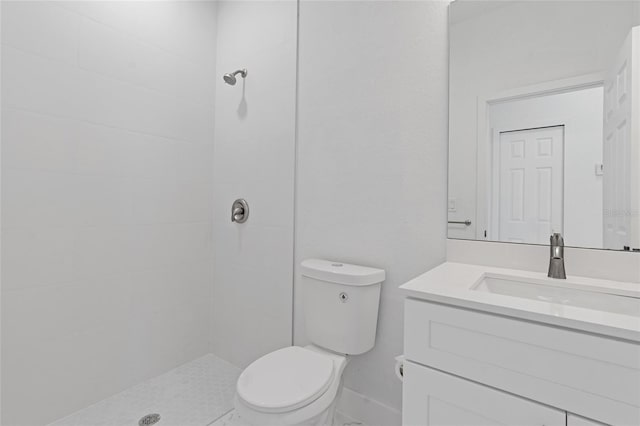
[300,259,385,355]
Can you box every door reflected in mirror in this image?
[448,0,640,251]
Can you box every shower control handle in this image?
[231,199,249,223]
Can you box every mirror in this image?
[448,0,640,251]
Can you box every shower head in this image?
[223,68,247,85]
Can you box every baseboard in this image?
[337,387,401,426]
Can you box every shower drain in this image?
[138,413,161,426]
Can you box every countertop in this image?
[399,262,640,342]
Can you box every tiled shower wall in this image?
[1,2,218,424]
[210,0,297,368]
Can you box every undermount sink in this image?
[473,274,640,317]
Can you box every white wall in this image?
[296,0,449,413]
[488,87,604,248]
[448,0,640,241]
[210,1,297,368]
[1,2,217,424]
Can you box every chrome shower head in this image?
[223,73,236,85]
[223,68,247,85]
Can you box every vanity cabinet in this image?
[567,414,608,426]
[402,298,640,426]
[403,361,565,426]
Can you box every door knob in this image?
[231,199,249,223]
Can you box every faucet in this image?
[548,233,566,279]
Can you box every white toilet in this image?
[233,259,385,426]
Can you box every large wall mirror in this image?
[448,0,640,251]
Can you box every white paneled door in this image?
[603,26,639,250]
[498,126,564,244]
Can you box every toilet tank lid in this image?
[300,259,385,286]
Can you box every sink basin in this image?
[473,274,640,317]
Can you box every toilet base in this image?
[233,398,337,426]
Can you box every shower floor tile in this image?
[49,354,241,426]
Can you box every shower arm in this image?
[232,69,247,78]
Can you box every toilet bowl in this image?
[233,259,385,426]
[233,345,348,426]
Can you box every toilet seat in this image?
[236,346,335,414]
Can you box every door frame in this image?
[476,72,604,241]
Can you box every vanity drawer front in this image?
[403,361,565,426]
[404,299,640,426]
[567,414,610,426]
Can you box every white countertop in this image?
[399,262,640,342]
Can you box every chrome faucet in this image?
[548,233,566,279]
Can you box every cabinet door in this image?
[403,361,565,426]
[567,414,610,426]
[404,299,640,426]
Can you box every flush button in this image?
[339,292,348,302]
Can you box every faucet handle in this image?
[550,232,564,245]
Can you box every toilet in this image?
[233,259,385,426]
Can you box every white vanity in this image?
[400,262,640,426]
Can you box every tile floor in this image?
[210,410,364,426]
[48,354,240,426]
